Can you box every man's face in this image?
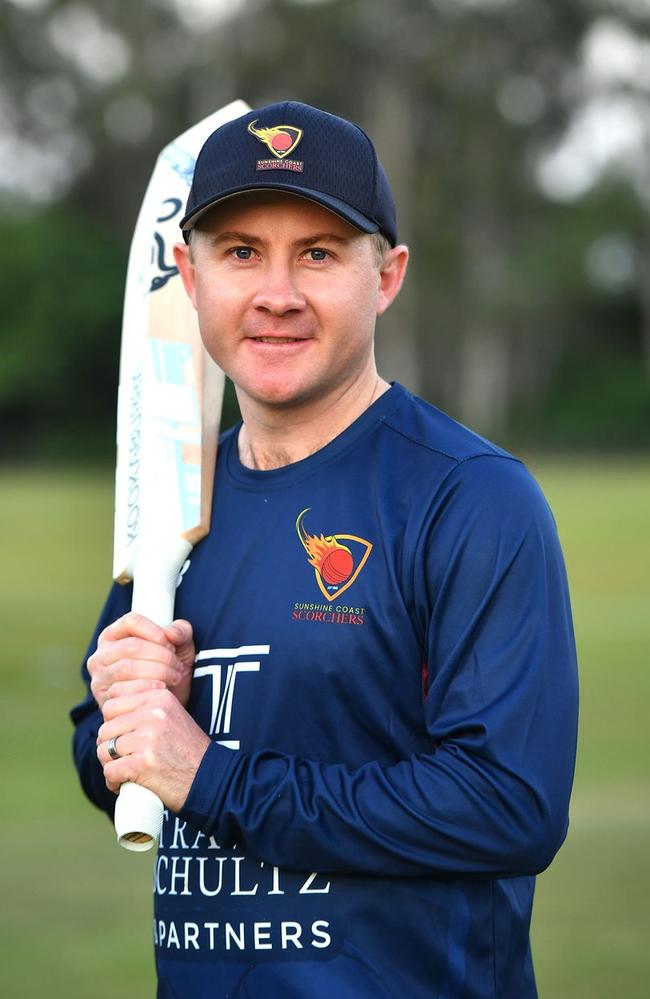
[174,191,402,413]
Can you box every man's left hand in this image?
[97,687,211,813]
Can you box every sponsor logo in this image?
[193,645,270,750]
[295,508,372,603]
[248,120,304,172]
[154,813,335,959]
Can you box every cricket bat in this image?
[112,100,250,852]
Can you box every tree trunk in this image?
[456,193,512,436]
[364,74,420,395]
[636,234,650,380]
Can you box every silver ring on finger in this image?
[107,735,121,761]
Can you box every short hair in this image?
[370,232,390,268]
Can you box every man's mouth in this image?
[252,337,302,343]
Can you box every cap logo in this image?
[247,120,304,173]
[247,120,303,159]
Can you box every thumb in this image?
[164,619,196,668]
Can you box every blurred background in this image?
[0,0,648,996]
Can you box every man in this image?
[72,101,578,999]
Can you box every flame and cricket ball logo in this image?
[296,508,372,602]
[248,120,304,159]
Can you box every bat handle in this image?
[130,535,193,625]
[115,535,193,852]
[115,782,166,851]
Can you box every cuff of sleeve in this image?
[178,740,242,840]
[72,704,118,819]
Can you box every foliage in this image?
[0,209,124,457]
[0,0,649,452]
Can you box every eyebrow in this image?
[208,231,260,247]
[296,232,353,248]
[208,230,354,249]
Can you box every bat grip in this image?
[114,535,193,852]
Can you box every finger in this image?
[97,711,140,748]
[97,612,175,651]
[92,634,180,670]
[92,658,181,697]
[165,619,193,648]
[102,686,171,723]
[102,738,165,794]
[93,650,185,691]
[164,620,196,672]
[97,730,133,767]
[103,756,138,794]
[105,771,121,795]
[88,647,180,706]
[106,678,166,701]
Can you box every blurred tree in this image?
[1,0,649,453]
[0,207,123,457]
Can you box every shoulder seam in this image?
[379,416,523,467]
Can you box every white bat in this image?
[112,100,250,852]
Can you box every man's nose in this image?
[251,262,306,315]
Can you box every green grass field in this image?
[0,458,648,997]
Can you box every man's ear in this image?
[377,245,409,317]
[173,241,197,309]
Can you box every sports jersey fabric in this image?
[71,382,578,999]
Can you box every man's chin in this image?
[237,376,328,412]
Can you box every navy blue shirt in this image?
[72,383,578,998]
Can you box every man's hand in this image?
[97,687,211,813]
[87,612,196,711]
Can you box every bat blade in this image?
[113,99,249,590]
[112,100,250,851]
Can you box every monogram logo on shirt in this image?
[193,645,270,749]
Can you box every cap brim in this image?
[180,185,380,241]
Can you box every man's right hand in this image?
[86,612,196,713]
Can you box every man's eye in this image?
[307,248,329,262]
[232,247,254,260]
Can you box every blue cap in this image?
[180,101,397,246]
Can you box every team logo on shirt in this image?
[295,508,372,602]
